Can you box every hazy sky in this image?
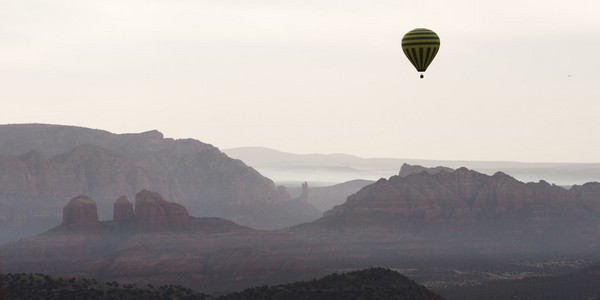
[2,0,599,162]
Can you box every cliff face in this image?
[0,145,160,202]
[0,124,314,243]
[0,125,281,210]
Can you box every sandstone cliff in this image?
[0,125,282,212]
[322,167,600,226]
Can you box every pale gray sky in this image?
[2,0,599,162]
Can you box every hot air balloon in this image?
[401,28,440,78]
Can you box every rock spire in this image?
[62,195,99,232]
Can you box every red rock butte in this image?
[134,190,191,231]
[113,195,134,222]
[61,191,191,233]
[62,195,99,232]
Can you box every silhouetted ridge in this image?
[0,273,209,300]
[222,267,444,300]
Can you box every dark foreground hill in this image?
[0,268,443,300]
[222,267,444,300]
[0,273,209,300]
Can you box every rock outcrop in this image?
[59,191,191,232]
[62,195,99,232]
[113,196,134,222]
[299,182,308,203]
[134,190,190,231]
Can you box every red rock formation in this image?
[134,190,190,231]
[322,167,600,233]
[113,196,134,222]
[62,195,99,232]
[0,124,312,244]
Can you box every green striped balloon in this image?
[401,28,440,76]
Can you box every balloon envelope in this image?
[401,28,440,73]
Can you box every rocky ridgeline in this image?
[62,190,190,232]
[322,166,600,232]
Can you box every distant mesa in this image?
[61,190,190,233]
[223,267,444,300]
[398,163,453,177]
